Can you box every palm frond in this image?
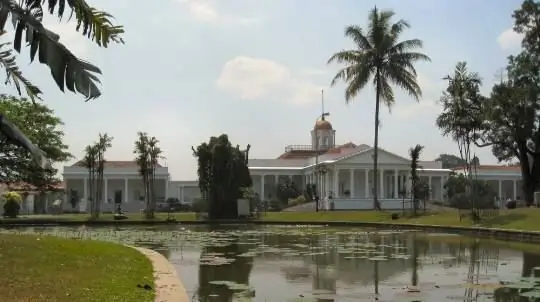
[0,0,124,100]
[344,25,371,50]
[0,42,42,101]
[32,0,124,47]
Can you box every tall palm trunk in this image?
[373,73,382,211]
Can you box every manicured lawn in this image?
[260,208,540,231]
[1,212,198,223]
[0,234,154,302]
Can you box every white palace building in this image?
[61,117,524,212]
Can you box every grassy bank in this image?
[0,234,154,302]
[260,208,540,231]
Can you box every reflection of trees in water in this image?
[494,251,540,302]
[197,236,253,302]
[411,233,419,287]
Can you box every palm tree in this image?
[82,144,98,217]
[134,132,149,218]
[328,6,430,210]
[0,0,124,101]
[95,133,113,216]
[148,136,163,217]
[409,144,424,216]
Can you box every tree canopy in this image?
[436,0,540,205]
[192,134,252,220]
[0,94,71,187]
[327,6,430,210]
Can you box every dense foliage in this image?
[0,95,70,191]
[328,6,430,210]
[437,0,540,206]
[2,191,21,218]
[192,134,252,219]
[444,174,497,209]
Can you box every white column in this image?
[379,169,384,198]
[181,186,185,202]
[124,178,128,203]
[103,178,108,204]
[333,169,339,197]
[325,173,330,197]
[165,178,169,199]
[513,180,517,200]
[440,176,445,200]
[260,175,266,200]
[498,180,503,199]
[274,174,279,185]
[428,176,432,200]
[364,169,369,198]
[393,170,398,199]
[84,177,88,201]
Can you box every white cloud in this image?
[217,56,323,104]
[497,28,523,52]
[178,0,259,25]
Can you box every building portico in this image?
[249,145,451,210]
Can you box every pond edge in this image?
[128,245,189,302]
[2,218,540,243]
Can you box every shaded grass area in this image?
[1,212,197,223]
[0,234,154,302]
[260,208,540,231]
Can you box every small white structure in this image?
[62,161,170,213]
[168,180,201,204]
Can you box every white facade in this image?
[248,146,451,210]
[62,161,170,213]
[168,180,201,203]
[244,117,524,210]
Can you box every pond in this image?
[2,225,540,302]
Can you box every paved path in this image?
[131,246,189,302]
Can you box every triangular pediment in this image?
[335,148,410,165]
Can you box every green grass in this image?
[0,234,154,302]
[261,208,540,231]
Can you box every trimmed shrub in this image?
[3,191,22,218]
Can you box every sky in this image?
[3,0,527,180]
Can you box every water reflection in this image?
[197,237,254,301]
[3,226,540,301]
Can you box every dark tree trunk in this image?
[373,73,382,211]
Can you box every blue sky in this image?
[5,0,526,179]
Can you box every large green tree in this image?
[192,134,252,220]
[441,1,540,206]
[0,0,124,101]
[327,6,430,210]
[0,95,70,181]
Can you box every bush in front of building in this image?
[3,191,22,218]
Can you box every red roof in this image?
[277,142,358,160]
[0,181,64,192]
[452,165,520,171]
[71,160,162,168]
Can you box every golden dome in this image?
[314,118,333,130]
